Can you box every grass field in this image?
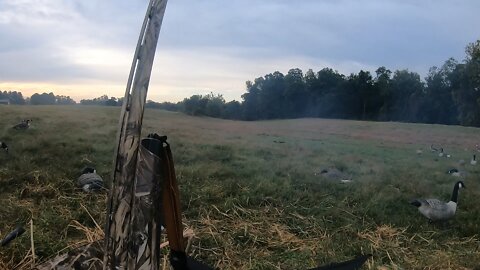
[0,105,479,269]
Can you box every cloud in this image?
[0,0,479,102]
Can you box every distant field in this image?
[0,105,479,269]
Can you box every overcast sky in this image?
[0,0,479,102]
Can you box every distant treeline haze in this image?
[2,40,479,127]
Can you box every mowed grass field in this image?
[0,105,479,269]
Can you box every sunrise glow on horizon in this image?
[1,0,479,103]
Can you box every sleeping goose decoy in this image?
[446,168,465,177]
[309,254,372,270]
[471,154,477,165]
[0,141,8,153]
[447,168,459,174]
[411,181,466,222]
[77,167,104,192]
[13,119,31,130]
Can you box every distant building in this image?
[0,99,10,105]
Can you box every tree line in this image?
[171,40,480,127]
[2,40,479,127]
[0,91,76,105]
[0,91,171,108]
[0,92,130,106]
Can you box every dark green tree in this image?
[284,68,307,117]
[55,95,76,105]
[451,40,480,126]
[349,70,378,119]
[375,67,392,120]
[422,58,458,124]
[182,95,207,116]
[30,92,56,105]
[223,100,242,119]
[105,97,118,106]
[241,81,262,120]
[204,93,225,117]
[0,91,26,104]
[389,70,425,122]
[312,68,346,118]
[259,72,286,119]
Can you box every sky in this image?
[0,0,479,103]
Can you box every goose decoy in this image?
[309,254,372,270]
[0,141,8,153]
[13,119,31,130]
[0,226,26,246]
[446,168,464,177]
[77,167,104,192]
[471,154,477,165]
[447,168,459,174]
[430,144,438,152]
[411,181,466,222]
[438,148,451,158]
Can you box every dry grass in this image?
[1,105,480,269]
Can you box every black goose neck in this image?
[451,183,460,203]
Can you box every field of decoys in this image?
[0,105,479,269]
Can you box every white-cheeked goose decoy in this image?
[411,181,466,222]
[13,119,31,130]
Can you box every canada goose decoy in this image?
[446,168,464,177]
[309,254,372,270]
[471,155,477,165]
[0,141,8,153]
[438,148,451,158]
[77,167,103,192]
[13,119,31,130]
[0,226,26,246]
[411,181,466,222]
[447,168,458,174]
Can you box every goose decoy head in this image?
[410,200,422,207]
[456,180,466,189]
[81,167,96,174]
